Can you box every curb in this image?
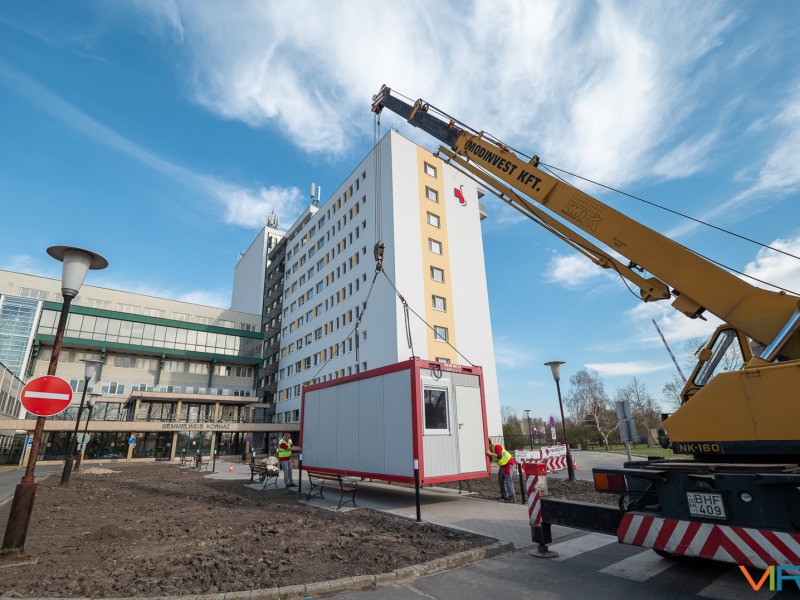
[2,540,513,600]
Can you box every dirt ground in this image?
[0,465,491,598]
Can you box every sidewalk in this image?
[206,460,575,550]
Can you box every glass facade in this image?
[37,309,259,357]
[0,295,40,377]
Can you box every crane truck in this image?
[372,85,800,569]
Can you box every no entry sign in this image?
[20,376,73,417]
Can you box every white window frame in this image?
[433,326,448,342]
[432,295,446,312]
[427,212,440,228]
[424,162,437,178]
[430,267,445,283]
[422,386,450,435]
[425,186,439,203]
[428,238,442,255]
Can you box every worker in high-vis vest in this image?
[278,432,295,487]
[486,438,516,503]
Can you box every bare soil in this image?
[0,465,491,598]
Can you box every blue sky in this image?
[2,1,800,422]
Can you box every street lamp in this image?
[62,363,103,484]
[523,409,533,449]
[544,361,575,481]
[74,393,100,471]
[2,246,107,553]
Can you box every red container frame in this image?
[300,357,491,485]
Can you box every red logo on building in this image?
[454,186,466,206]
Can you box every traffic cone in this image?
[229,465,234,473]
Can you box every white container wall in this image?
[301,358,490,484]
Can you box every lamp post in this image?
[523,409,534,449]
[2,246,107,553]
[544,361,575,481]
[73,392,100,472]
[61,360,103,484]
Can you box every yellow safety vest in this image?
[496,446,512,467]
[278,439,292,459]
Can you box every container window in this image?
[423,387,449,434]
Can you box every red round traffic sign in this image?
[20,376,73,417]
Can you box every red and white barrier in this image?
[522,463,542,526]
[618,513,800,569]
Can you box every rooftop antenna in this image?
[311,182,320,207]
[266,208,279,229]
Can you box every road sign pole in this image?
[3,295,72,552]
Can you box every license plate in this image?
[686,492,727,520]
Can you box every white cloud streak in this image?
[584,360,671,377]
[130,0,735,186]
[0,61,303,229]
[543,252,617,289]
[668,84,800,238]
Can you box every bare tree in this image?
[615,378,660,444]
[564,369,617,449]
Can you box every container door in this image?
[454,385,486,472]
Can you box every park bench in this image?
[193,456,210,471]
[305,470,358,509]
[249,462,280,488]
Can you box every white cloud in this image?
[0,254,59,278]
[129,0,733,187]
[742,232,800,294]
[668,84,800,238]
[0,62,303,229]
[493,338,536,369]
[543,252,617,289]
[626,301,720,348]
[584,360,671,377]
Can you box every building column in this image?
[126,433,135,461]
[169,432,178,461]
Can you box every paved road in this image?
[0,464,62,504]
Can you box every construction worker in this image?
[278,432,296,487]
[486,438,516,503]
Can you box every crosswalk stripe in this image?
[550,532,617,561]
[697,567,777,600]
[599,549,673,581]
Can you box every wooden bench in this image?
[305,470,358,509]
[249,463,279,488]
[193,457,209,471]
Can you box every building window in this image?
[432,295,446,312]
[101,381,126,395]
[427,212,440,228]
[18,288,48,300]
[143,307,167,318]
[428,239,442,255]
[164,360,184,373]
[423,387,449,433]
[188,362,209,375]
[433,326,448,342]
[435,357,451,364]
[425,186,438,203]
[116,303,141,314]
[424,162,437,178]
[430,267,445,283]
[113,355,132,368]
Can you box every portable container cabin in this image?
[300,358,490,484]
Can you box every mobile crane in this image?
[372,85,800,568]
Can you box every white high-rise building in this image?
[274,131,501,436]
[231,210,285,315]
